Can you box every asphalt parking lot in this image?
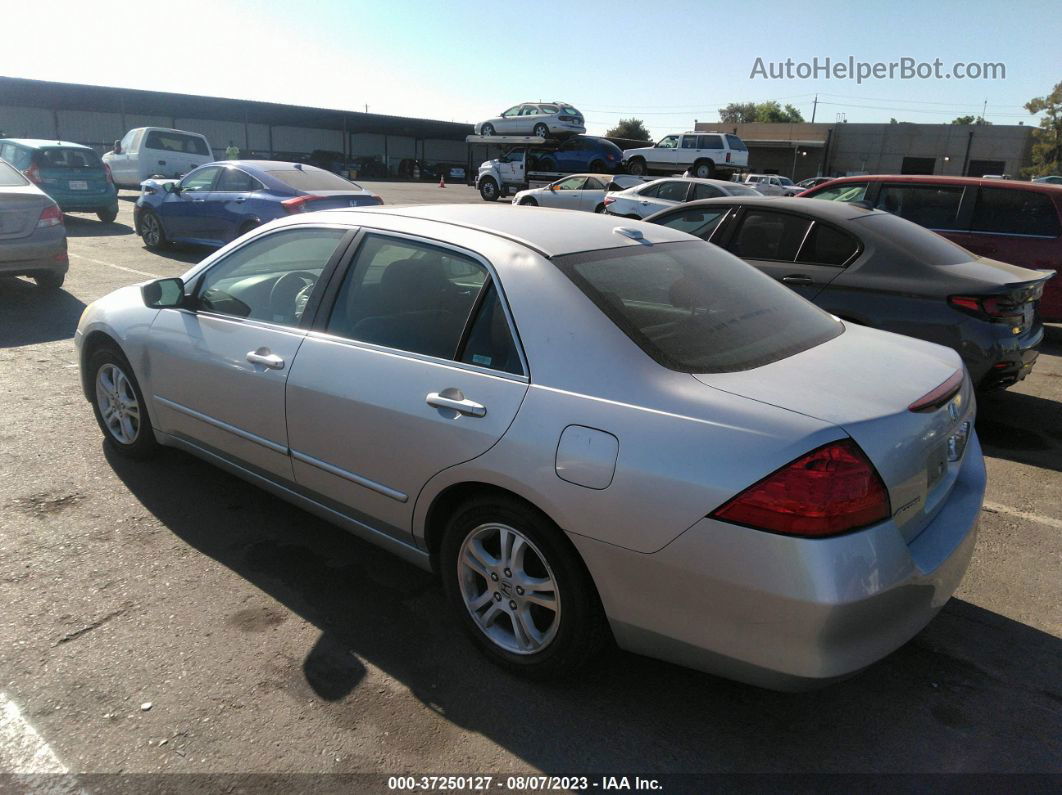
[0,183,1059,781]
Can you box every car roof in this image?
[809,174,1062,193]
[664,195,882,221]
[0,139,94,150]
[303,204,695,257]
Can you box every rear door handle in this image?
[427,392,486,417]
[246,349,285,370]
[781,275,814,286]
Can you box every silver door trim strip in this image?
[290,449,409,503]
[153,395,289,456]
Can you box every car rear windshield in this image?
[853,212,974,265]
[561,106,581,116]
[267,169,362,191]
[0,160,29,186]
[553,241,843,372]
[38,147,102,169]
[144,131,211,156]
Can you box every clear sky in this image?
[1,0,1058,139]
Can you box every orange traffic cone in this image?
[439,174,446,188]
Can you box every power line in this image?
[816,92,1028,110]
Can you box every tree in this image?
[719,101,804,123]
[1025,81,1062,177]
[951,115,991,125]
[605,118,651,141]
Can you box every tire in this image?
[589,160,607,174]
[33,271,65,290]
[87,346,159,460]
[533,123,549,138]
[480,123,496,137]
[238,221,260,238]
[519,197,538,206]
[693,161,715,179]
[594,203,606,214]
[626,158,646,176]
[479,177,500,202]
[139,210,168,249]
[96,206,119,224]
[440,496,609,679]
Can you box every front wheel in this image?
[96,206,119,224]
[440,497,609,679]
[139,210,168,249]
[480,123,495,137]
[594,203,606,214]
[519,197,538,206]
[588,160,607,174]
[479,178,500,202]
[88,347,158,459]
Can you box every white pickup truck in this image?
[741,173,803,196]
[621,132,748,179]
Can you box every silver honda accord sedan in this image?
[75,205,985,689]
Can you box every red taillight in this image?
[725,151,732,163]
[281,195,329,213]
[603,196,616,206]
[37,204,63,228]
[710,440,891,537]
[103,162,114,184]
[23,163,41,184]
[948,294,1025,326]
[908,370,963,413]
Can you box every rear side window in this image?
[269,168,361,191]
[653,207,729,239]
[971,188,1061,237]
[875,184,964,230]
[692,183,724,200]
[0,160,28,186]
[854,213,973,265]
[655,181,690,202]
[681,137,699,149]
[554,241,842,373]
[797,224,860,266]
[726,135,747,152]
[458,283,523,374]
[698,135,723,149]
[38,148,102,168]
[145,131,210,156]
[809,182,868,202]
[727,210,811,261]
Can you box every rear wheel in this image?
[536,157,556,171]
[440,496,609,679]
[626,158,646,176]
[88,346,159,459]
[139,210,168,249]
[589,160,607,174]
[480,123,495,137]
[533,123,550,138]
[33,272,65,290]
[96,206,119,224]
[479,177,500,202]
[693,161,715,179]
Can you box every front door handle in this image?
[781,275,814,286]
[246,349,285,370]
[427,392,486,417]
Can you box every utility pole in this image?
[365,104,369,114]
[811,94,818,124]
[981,98,987,124]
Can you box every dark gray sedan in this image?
[0,158,67,289]
[645,197,1054,390]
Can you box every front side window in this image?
[196,227,346,325]
[654,207,729,239]
[180,166,221,193]
[501,106,521,117]
[657,136,679,149]
[553,176,586,191]
[727,210,811,261]
[971,188,1061,237]
[809,182,868,203]
[554,241,842,373]
[216,168,262,192]
[584,177,606,191]
[327,235,488,360]
[875,184,964,230]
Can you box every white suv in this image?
[475,103,586,137]
[622,132,748,178]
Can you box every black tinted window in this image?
[798,223,860,266]
[809,182,868,202]
[971,188,1061,237]
[145,131,210,156]
[727,210,811,261]
[638,183,662,198]
[328,235,487,359]
[39,148,101,168]
[554,242,842,373]
[459,283,523,375]
[656,181,690,202]
[875,184,964,230]
[692,183,724,200]
[726,135,747,152]
[216,168,261,192]
[699,135,723,149]
[654,208,729,239]
[268,168,362,191]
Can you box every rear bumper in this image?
[0,229,68,276]
[572,434,986,690]
[961,321,1044,389]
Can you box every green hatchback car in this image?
[0,139,118,223]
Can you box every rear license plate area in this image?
[69,180,88,190]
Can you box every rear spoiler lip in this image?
[908,370,965,413]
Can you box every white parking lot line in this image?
[68,253,159,279]
[983,501,1062,530]
[0,692,67,773]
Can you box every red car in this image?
[798,175,1062,322]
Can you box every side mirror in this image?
[113,140,122,154]
[163,182,179,194]
[141,277,187,309]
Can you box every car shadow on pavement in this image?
[0,277,86,347]
[63,215,134,237]
[141,245,211,266]
[977,390,1062,474]
[106,445,1061,774]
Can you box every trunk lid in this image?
[694,323,976,543]
[941,257,1054,334]
[0,189,46,240]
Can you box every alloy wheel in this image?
[142,214,160,246]
[457,523,561,655]
[95,363,141,444]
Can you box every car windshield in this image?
[0,160,29,186]
[553,241,843,372]
[853,213,974,265]
[561,106,580,115]
[267,169,363,191]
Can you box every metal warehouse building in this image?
[0,76,473,177]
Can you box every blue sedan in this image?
[134,160,382,248]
